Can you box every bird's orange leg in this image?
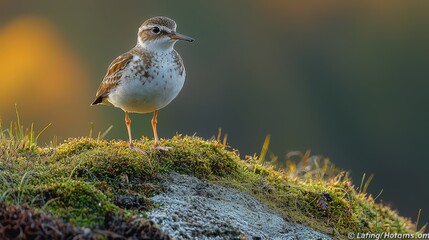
[125,111,146,154]
[151,111,170,151]
[151,110,160,147]
[125,111,133,146]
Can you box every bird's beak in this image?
[169,31,194,42]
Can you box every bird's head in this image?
[137,16,194,51]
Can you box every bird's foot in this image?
[129,143,148,155]
[152,143,171,152]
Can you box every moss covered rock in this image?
[0,135,419,239]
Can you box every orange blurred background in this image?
[0,17,95,138]
[1,0,428,227]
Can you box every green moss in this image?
[34,178,118,226]
[0,135,420,238]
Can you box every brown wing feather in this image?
[91,52,134,105]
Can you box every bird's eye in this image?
[151,27,160,34]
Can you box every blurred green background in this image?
[1,1,428,226]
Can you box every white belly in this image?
[108,57,185,113]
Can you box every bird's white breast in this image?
[108,52,185,113]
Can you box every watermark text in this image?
[348,232,429,239]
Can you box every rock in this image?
[148,173,332,240]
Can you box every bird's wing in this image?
[92,52,134,105]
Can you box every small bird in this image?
[91,16,194,153]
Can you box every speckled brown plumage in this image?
[143,16,176,30]
[92,49,156,105]
[92,52,133,105]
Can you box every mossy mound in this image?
[0,135,419,239]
